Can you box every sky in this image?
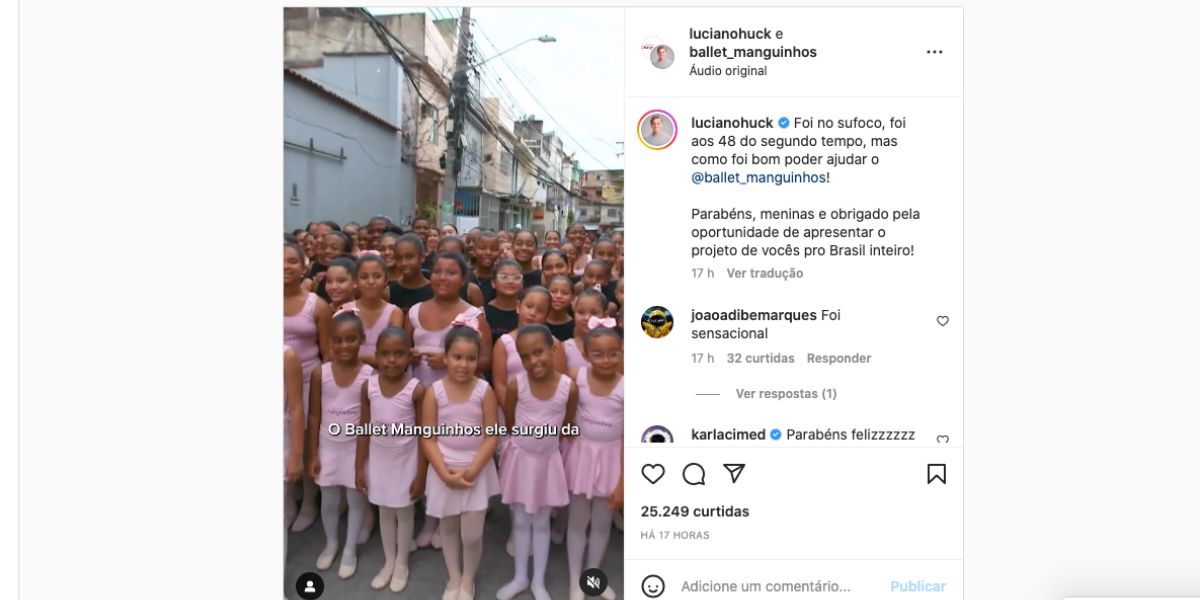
[369,7,625,171]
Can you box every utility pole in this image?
[440,7,472,230]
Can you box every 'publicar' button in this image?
[891,580,947,593]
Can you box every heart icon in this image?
[937,435,950,444]
[641,464,665,484]
[937,316,949,326]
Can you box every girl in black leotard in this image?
[546,275,575,342]
[471,232,500,304]
[484,259,523,339]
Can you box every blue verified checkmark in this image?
[778,116,790,128]
[770,428,782,440]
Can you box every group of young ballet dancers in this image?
[284,217,626,600]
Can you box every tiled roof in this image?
[285,67,401,132]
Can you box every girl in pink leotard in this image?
[306,311,372,580]
[419,326,500,600]
[355,327,426,593]
[492,287,568,404]
[404,252,492,552]
[497,325,578,600]
[562,289,609,374]
[284,242,331,532]
[283,345,305,563]
[339,254,404,368]
[561,327,624,600]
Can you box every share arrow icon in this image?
[723,464,745,484]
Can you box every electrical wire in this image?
[472,25,613,169]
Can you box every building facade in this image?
[283,9,597,235]
[578,169,625,232]
[283,67,414,232]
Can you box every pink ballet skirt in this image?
[365,376,420,508]
[499,374,571,512]
[315,363,372,488]
[425,379,500,518]
[562,367,624,499]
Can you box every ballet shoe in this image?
[530,584,553,600]
[337,553,357,579]
[370,562,394,589]
[496,577,529,600]
[389,565,409,593]
[599,586,617,600]
[431,530,442,549]
[568,587,585,600]
[505,537,515,557]
[315,544,338,570]
[410,538,418,552]
[442,582,460,600]
[550,529,565,545]
[291,506,318,532]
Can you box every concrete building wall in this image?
[294,55,400,126]
[284,75,414,232]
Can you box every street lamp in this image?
[441,20,556,229]
[472,35,557,68]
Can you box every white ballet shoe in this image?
[442,582,460,600]
[530,584,553,600]
[371,562,394,589]
[337,553,357,579]
[389,565,409,593]
[315,544,338,570]
[599,586,617,600]
[568,587,585,600]
[291,506,318,532]
[496,577,529,600]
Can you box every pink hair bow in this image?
[592,284,603,292]
[450,310,480,332]
[359,250,381,258]
[334,302,360,317]
[588,316,616,330]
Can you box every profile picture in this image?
[641,425,675,444]
[637,110,677,150]
[641,306,674,338]
[651,44,674,69]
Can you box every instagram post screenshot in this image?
[282,8,624,599]
[15,2,1200,600]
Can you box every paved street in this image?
[286,496,624,599]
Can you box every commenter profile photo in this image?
[651,44,674,69]
[638,110,676,150]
